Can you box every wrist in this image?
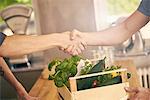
[81,32,90,45]
[54,33,69,48]
[47,33,62,47]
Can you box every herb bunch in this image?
[48,56,81,87]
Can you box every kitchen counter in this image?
[29,67,59,100]
[29,60,140,100]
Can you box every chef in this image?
[67,0,150,99]
[0,31,85,100]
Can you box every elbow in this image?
[116,22,133,44]
[0,47,15,57]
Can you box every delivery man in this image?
[67,0,150,99]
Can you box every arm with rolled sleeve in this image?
[0,31,84,57]
[0,32,38,99]
[125,0,150,99]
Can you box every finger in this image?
[65,45,74,53]
[81,40,87,46]
[70,45,76,54]
[128,93,137,100]
[81,42,87,50]
[78,43,85,51]
[138,87,150,92]
[125,87,139,93]
[59,47,65,51]
[76,47,82,55]
[72,50,78,55]
[127,92,138,100]
[62,45,70,53]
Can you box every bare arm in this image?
[80,10,149,46]
[0,32,78,57]
[0,57,37,99]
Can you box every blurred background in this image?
[0,0,150,99]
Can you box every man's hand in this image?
[62,30,87,55]
[125,87,150,100]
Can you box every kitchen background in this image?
[0,0,150,99]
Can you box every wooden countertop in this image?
[29,60,140,100]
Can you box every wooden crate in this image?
[58,68,129,100]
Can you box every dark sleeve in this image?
[137,0,150,16]
[0,32,6,46]
[0,32,6,76]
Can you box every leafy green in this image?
[77,76,97,90]
[97,76,122,87]
[77,65,122,90]
[77,57,106,90]
[54,75,64,87]
[127,73,131,79]
[48,75,54,80]
[48,56,131,90]
[48,59,61,71]
[70,65,77,76]
[80,59,93,75]
[48,56,81,87]
[88,57,106,74]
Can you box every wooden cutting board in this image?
[29,60,140,100]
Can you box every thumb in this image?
[59,47,65,51]
[124,87,139,93]
[70,29,80,40]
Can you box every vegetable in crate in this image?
[77,57,106,90]
[77,66,122,90]
[47,56,131,91]
[48,56,81,87]
[77,59,131,90]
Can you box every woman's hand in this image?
[125,87,150,100]
[18,94,39,100]
[17,90,39,100]
[16,84,39,100]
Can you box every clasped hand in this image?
[60,30,86,55]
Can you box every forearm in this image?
[82,11,149,46]
[82,24,130,46]
[0,33,62,57]
[0,57,27,96]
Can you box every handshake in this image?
[58,29,87,55]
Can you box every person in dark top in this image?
[67,0,150,99]
[0,32,85,100]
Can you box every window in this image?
[106,0,140,24]
[95,0,150,39]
